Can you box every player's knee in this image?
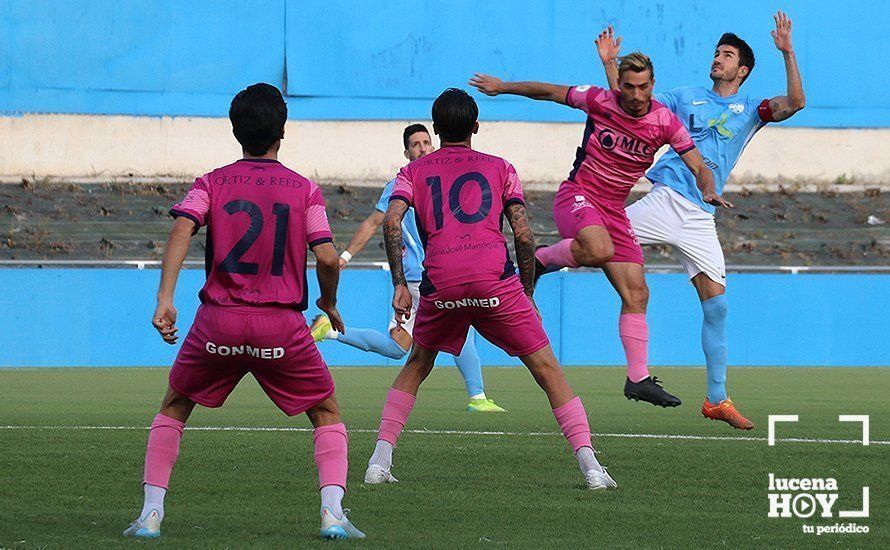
[527,356,562,384]
[624,283,649,310]
[573,239,614,266]
[703,296,728,321]
[160,388,196,421]
[306,397,341,426]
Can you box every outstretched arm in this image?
[595,25,621,91]
[469,74,570,105]
[680,149,733,209]
[505,202,537,297]
[767,10,806,121]
[153,217,194,344]
[339,210,384,269]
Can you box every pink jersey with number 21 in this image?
[170,158,333,309]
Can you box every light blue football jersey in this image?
[647,86,769,213]
[376,178,424,282]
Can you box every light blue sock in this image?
[453,331,484,398]
[701,295,728,403]
[336,328,407,360]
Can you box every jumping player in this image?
[470,54,726,407]
[122,84,365,540]
[594,12,805,428]
[310,124,506,412]
[363,88,616,490]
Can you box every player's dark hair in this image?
[229,83,287,156]
[402,123,430,150]
[717,33,755,82]
[431,88,478,143]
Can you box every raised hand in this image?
[468,73,504,96]
[595,25,622,64]
[771,10,794,53]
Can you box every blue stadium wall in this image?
[1,269,887,368]
[0,0,887,127]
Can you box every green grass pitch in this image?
[1,366,887,548]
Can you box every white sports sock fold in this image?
[575,446,603,474]
[141,483,167,521]
[320,485,345,518]
[368,439,394,469]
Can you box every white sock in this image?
[469,392,487,400]
[320,485,345,518]
[325,329,340,340]
[368,439,394,469]
[575,446,603,474]
[141,483,166,522]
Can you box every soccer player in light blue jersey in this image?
[595,11,805,429]
[310,124,506,413]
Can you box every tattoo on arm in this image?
[383,200,409,287]
[769,95,803,122]
[505,203,537,295]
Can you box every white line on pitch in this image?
[0,425,886,445]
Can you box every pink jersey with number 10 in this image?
[565,85,695,205]
[389,145,525,294]
[170,158,333,309]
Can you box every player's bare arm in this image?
[505,202,537,297]
[680,148,733,209]
[595,25,621,91]
[767,10,806,122]
[469,74,570,105]
[152,216,194,345]
[339,210,385,270]
[312,241,346,333]
[383,199,413,322]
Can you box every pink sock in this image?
[620,313,650,382]
[552,396,592,452]
[143,413,184,489]
[536,239,579,269]
[377,387,416,446]
[314,423,348,490]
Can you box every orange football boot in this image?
[701,398,754,430]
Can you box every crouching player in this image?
[364,88,616,490]
[122,84,364,540]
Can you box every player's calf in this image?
[520,347,617,490]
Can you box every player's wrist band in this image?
[340,251,352,263]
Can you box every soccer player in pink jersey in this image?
[593,15,805,430]
[470,54,728,408]
[363,88,617,490]
[122,84,364,541]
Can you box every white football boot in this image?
[122,508,162,539]
[363,463,398,484]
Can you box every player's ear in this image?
[472,121,479,135]
[403,149,410,160]
[738,66,750,80]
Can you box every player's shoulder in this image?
[672,86,706,99]
[467,147,515,173]
[649,98,682,121]
[572,83,607,95]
